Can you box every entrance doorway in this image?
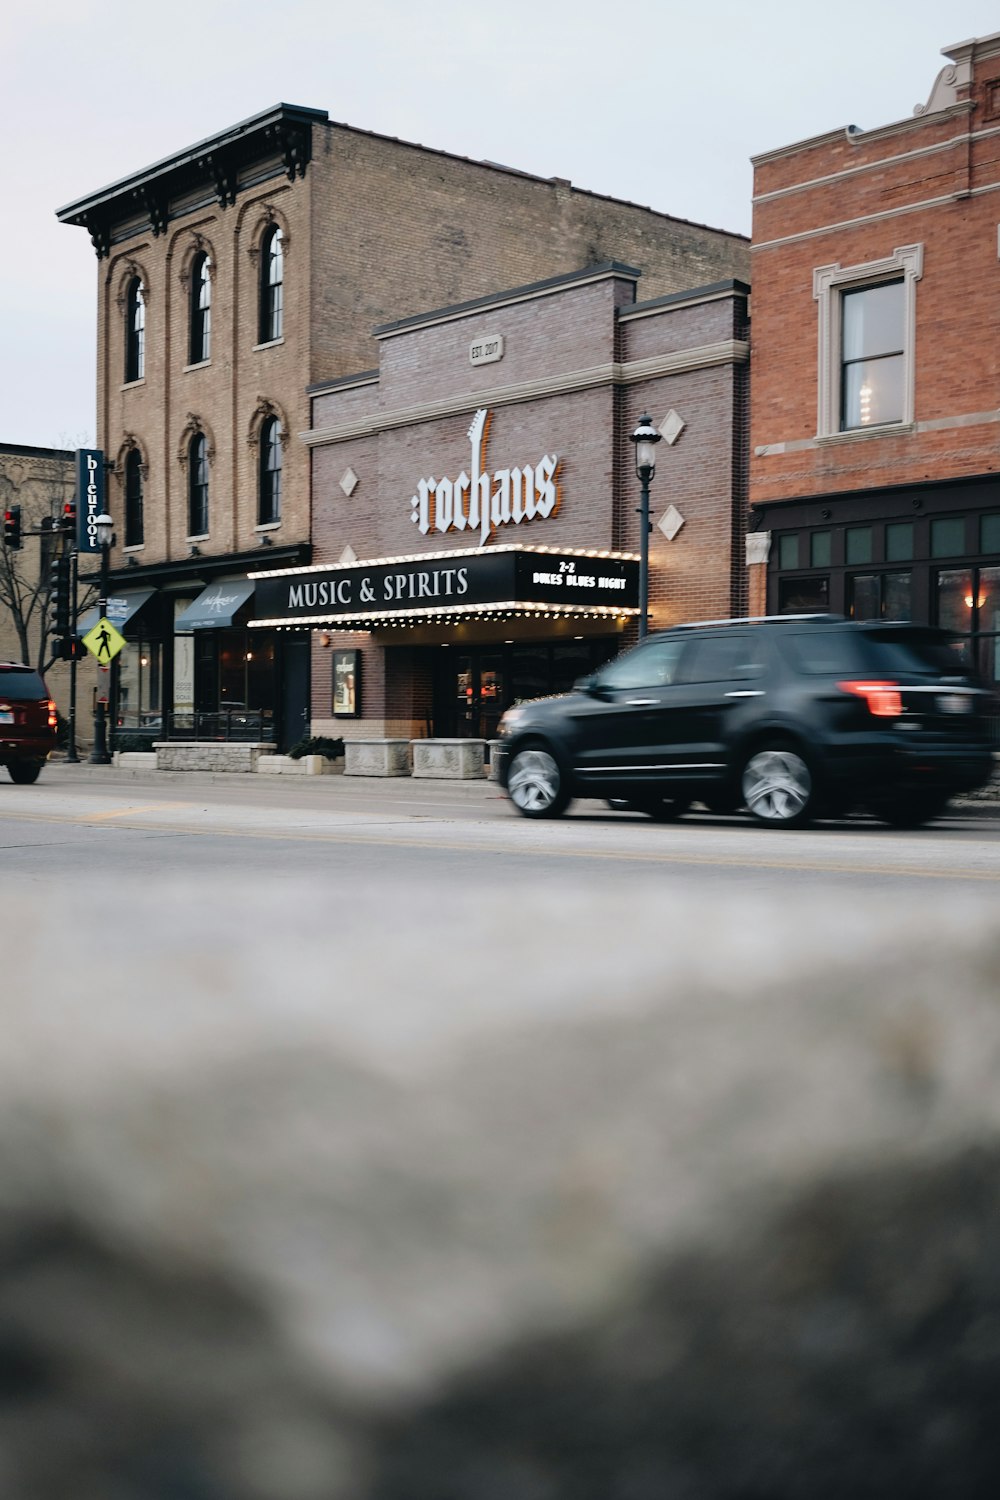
[433,638,618,738]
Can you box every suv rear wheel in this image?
[507,743,570,819]
[8,759,42,785]
[869,790,950,829]
[741,742,815,829]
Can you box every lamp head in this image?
[94,512,114,549]
[630,414,662,479]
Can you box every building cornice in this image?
[752,101,972,168]
[300,340,749,447]
[56,104,327,258]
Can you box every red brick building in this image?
[251,264,749,741]
[748,29,1000,688]
[57,105,748,748]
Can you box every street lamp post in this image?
[89,511,114,765]
[630,415,662,640]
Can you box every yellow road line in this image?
[3,807,996,882]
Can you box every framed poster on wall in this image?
[332,649,360,717]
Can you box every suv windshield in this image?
[0,669,46,698]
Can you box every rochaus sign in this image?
[409,409,560,547]
[252,548,639,626]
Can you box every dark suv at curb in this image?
[0,664,58,784]
[494,616,995,828]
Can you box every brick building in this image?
[57,104,748,748]
[0,443,76,716]
[251,263,750,741]
[748,30,1000,690]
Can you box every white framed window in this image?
[813,244,923,439]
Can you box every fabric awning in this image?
[77,587,156,637]
[174,578,255,630]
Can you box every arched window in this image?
[189,252,211,364]
[258,416,283,525]
[188,433,209,536]
[125,278,145,382]
[259,226,283,343]
[124,449,144,547]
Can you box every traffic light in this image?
[49,552,71,639]
[2,504,21,550]
[60,501,77,536]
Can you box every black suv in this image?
[0,664,58,784]
[494,616,996,828]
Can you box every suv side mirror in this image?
[574,672,597,693]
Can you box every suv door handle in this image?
[725,690,764,698]
[625,698,659,706]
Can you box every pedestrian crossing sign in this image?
[82,616,126,663]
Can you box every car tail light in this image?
[47,699,58,730]
[838,680,903,717]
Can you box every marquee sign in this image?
[409,409,560,547]
[251,547,639,627]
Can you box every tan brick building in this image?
[252,263,749,741]
[748,30,1000,687]
[0,443,75,712]
[57,104,748,747]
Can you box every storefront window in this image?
[981,514,1000,554]
[845,526,873,565]
[778,576,829,614]
[116,639,162,730]
[885,522,914,562]
[931,517,964,558]
[778,533,799,569]
[810,531,831,567]
[849,572,911,621]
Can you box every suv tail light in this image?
[47,699,58,730]
[838,680,903,717]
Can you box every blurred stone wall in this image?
[2,879,999,1498]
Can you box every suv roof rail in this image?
[663,613,846,631]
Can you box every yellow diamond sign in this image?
[82,616,126,664]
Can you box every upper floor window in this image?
[258,416,282,525]
[189,252,211,364]
[124,449,144,547]
[259,226,283,343]
[840,281,904,430]
[188,433,209,537]
[813,245,922,439]
[125,278,145,382]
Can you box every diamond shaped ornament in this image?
[338,544,358,566]
[659,410,685,446]
[657,505,685,541]
[339,467,359,497]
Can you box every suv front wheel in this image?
[741,742,815,829]
[506,743,571,820]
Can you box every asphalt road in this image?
[1,761,998,895]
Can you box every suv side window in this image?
[679,633,767,684]
[597,637,687,689]
[780,630,866,675]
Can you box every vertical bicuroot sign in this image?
[76,448,106,555]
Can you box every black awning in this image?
[174,579,255,630]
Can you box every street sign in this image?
[82,616,126,664]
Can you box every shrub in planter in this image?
[287,736,344,761]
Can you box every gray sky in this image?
[3,0,998,450]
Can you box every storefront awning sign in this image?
[77,587,156,637]
[174,578,256,631]
[250,546,639,628]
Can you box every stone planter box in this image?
[257,754,343,776]
[411,739,487,779]
[113,751,158,771]
[153,742,276,773]
[344,739,411,777]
